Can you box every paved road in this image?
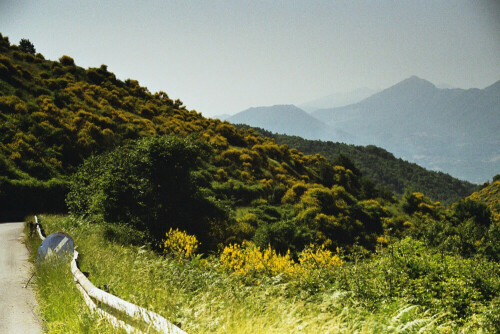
[0,222,42,333]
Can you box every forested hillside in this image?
[236,126,476,204]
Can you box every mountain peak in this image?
[399,76,436,89]
[248,104,302,112]
[228,104,352,142]
[366,76,437,101]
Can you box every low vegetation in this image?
[27,214,499,333]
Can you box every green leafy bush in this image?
[58,55,75,66]
[67,136,227,248]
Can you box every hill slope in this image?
[0,33,390,254]
[468,180,500,222]
[0,34,329,217]
[228,104,352,142]
[241,126,476,204]
[312,76,500,183]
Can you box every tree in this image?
[19,39,36,55]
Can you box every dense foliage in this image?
[239,126,477,204]
[66,133,391,252]
[0,33,320,219]
[66,136,227,249]
[468,180,500,222]
[29,215,500,332]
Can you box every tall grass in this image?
[35,259,124,333]
[25,216,123,333]
[26,215,497,333]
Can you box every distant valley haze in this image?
[226,76,500,184]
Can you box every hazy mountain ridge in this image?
[228,104,353,143]
[312,76,500,183]
[298,87,379,112]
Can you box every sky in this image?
[0,1,499,117]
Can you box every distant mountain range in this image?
[312,76,500,183]
[298,87,379,112]
[227,76,500,183]
[227,104,353,143]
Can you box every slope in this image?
[240,126,476,204]
[467,179,500,222]
[0,32,388,255]
[0,34,333,218]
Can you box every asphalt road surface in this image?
[0,222,41,333]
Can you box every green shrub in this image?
[19,38,36,54]
[253,219,311,255]
[453,199,491,227]
[59,55,75,66]
[66,136,227,249]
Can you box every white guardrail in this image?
[33,215,187,334]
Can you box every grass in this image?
[25,219,122,333]
[26,214,498,333]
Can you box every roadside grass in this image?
[26,214,498,333]
[35,259,124,333]
[25,216,124,333]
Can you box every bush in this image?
[163,228,199,258]
[453,199,491,227]
[334,237,499,324]
[66,136,226,248]
[59,55,75,66]
[253,219,311,255]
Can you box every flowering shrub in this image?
[163,228,199,258]
[220,241,344,279]
[220,241,296,277]
[298,244,344,271]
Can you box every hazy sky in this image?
[1,1,499,117]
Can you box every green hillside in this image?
[0,33,391,253]
[0,34,321,211]
[238,126,476,204]
[468,179,500,222]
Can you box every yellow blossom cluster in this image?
[298,244,344,271]
[220,241,344,279]
[220,241,296,277]
[162,228,199,258]
[376,236,389,246]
